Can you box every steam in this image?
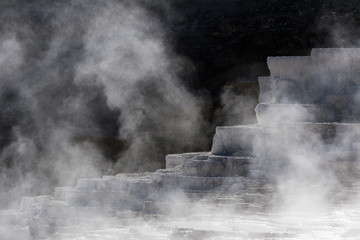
[0,35,23,77]
[252,49,360,227]
[215,82,258,126]
[76,1,208,172]
[0,0,208,208]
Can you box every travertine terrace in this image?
[2,48,360,239]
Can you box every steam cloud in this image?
[215,83,258,126]
[0,0,208,209]
[253,48,360,225]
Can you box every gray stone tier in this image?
[166,152,254,177]
[212,122,360,156]
[211,125,260,156]
[267,56,310,80]
[64,189,144,210]
[165,152,209,169]
[211,122,360,161]
[76,175,158,197]
[154,173,246,190]
[258,76,271,103]
[261,49,360,106]
[266,49,360,84]
[183,155,252,177]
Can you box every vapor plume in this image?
[76,0,209,172]
[0,0,208,208]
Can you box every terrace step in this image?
[211,125,260,156]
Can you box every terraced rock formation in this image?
[2,48,360,239]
